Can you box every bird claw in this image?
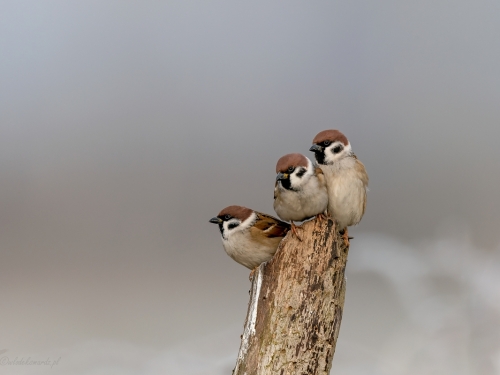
[316,213,328,222]
[341,228,350,247]
[290,222,303,242]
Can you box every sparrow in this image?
[309,130,368,245]
[209,205,290,270]
[273,153,328,240]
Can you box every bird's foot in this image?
[291,222,303,242]
[316,213,328,222]
[340,227,351,247]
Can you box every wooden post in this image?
[233,217,348,375]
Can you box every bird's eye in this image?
[287,166,294,173]
[324,140,331,146]
[228,222,239,230]
[224,214,231,220]
[333,145,343,154]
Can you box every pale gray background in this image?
[1,1,499,374]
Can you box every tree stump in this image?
[233,217,348,375]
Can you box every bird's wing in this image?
[353,157,369,186]
[353,157,369,216]
[253,212,290,238]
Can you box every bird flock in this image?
[209,129,368,272]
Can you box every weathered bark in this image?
[233,218,348,375]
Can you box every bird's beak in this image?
[209,217,222,224]
[309,144,323,152]
[276,172,289,181]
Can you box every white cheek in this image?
[289,172,301,187]
[323,147,337,163]
[223,213,257,238]
[290,169,312,187]
[224,219,241,234]
[343,142,352,155]
[325,142,351,163]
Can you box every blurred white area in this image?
[336,230,500,375]
[2,231,499,375]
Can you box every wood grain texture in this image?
[234,217,348,375]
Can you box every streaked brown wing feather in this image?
[254,212,290,238]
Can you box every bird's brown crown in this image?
[312,129,348,145]
[218,205,253,221]
[275,153,309,173]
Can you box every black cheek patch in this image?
[295,168,306,178]
[228,222,239,230]
[333,145,343,154]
